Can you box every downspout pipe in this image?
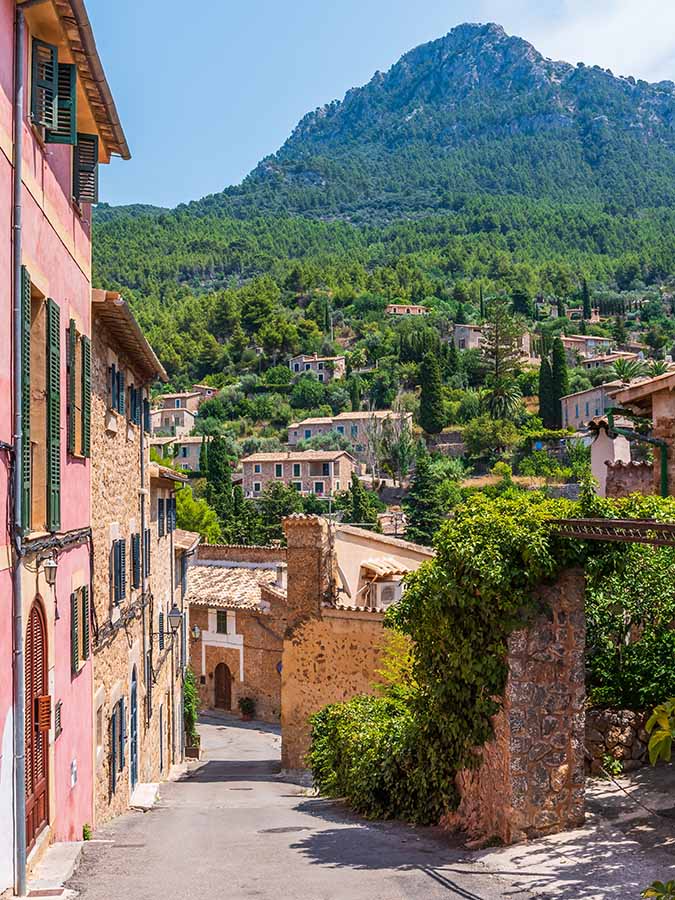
[12,6,26,895]
[606,407,669,498]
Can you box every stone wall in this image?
[585,709,648,774]
[605,460,654,498]
[444,568,586,845]
[281,608,386,770]
[197,545,286,564]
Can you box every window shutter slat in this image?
[46,63,77,144]
[31,39,58,130]
[82,336,91,457]
[158,611,164,651]
[117,370,126,416]
[110,708,117,794]
[113,541,120,604]
[110,364,117,411]
[82,586,90,660]
[70,592,79,675]
[132,533,141,589]
[120,698,126,771]
[143,397,150,433]
[73,133,99,204]
[46,299,61,532]
[67,320,76,454]
[158,499,165,537]
[21,268,31,533]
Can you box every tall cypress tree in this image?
[205,434,234,527]
[419,352,445,434]
[199,436,208,476]
[403,446,445,546]
[538,356,555,428]
[551,337,569,429]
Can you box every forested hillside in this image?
[93,22,675,386]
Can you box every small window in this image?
[175,399,181,408]
[322,463,330,476]
[113,540,126,604]
[181,446,188,458]
[314,481,325,495]
[254,463,261,474]
[70,586,90,675]
[336,425,345,435]
[54,700,63,740]
[305,363,311,371]
[253,482,261,494]
[294,363,300,372]
[292,481,302,492]
[293,463,301,478]
[350,424,358,438]
[304,430,312,440]
[318,362,324,370]
[318,373,324,383]
[216,611,228,634]
[96,704,104,752]
[335,481,340,492]
[275,463,283,478]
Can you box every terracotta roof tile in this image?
[185,565,278,610]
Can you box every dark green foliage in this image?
[258,481,304,543]
[550,337,569,429]
[538,356,555,428]
[336,473,382,530]
[183,668,199,743]
[419,353,445,434]
[402,446,444,545]
[199,437,208,475]
[582,278,592,320]
[205,434,234,524]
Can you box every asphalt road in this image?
[67,713,534,900]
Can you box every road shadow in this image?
[198,711,281,737]
[188,758,282,782]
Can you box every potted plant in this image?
[238,696,256,721]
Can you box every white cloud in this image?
[523,0,675,82]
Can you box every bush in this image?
[183,668,199,744]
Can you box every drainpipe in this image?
[140,385,148,727]
[12,5,26,895]
[606,407,669,498]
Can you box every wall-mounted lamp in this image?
[168,604,182,634]
[42,557,58,589]
[191,624,201,640]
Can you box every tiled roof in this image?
[185,565,278,610]
[174,529,201,552]
[242,450,354,463]
[360,556,413,577]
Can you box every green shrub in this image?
[183,668,199,744]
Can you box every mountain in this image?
[182,22,675,222]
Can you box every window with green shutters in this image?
[117,370,126,416]
[46,299,61,533]
[81,586,90,660]
[21,268,31,534]
[158,499,165,537]
[67,326,91,458]
[71,586,90,675]
[73,133,99,205]
[158,611,164,651]
[131,533,141,589]
[31,39,58,130]
[113,540,126,603]
[143,398,151,433]
[144,528,151,577]
[81,336,91,457]
[110,698,126,794]
[145,650,153,722]
[67,320,77,455]
[46,63,77,145]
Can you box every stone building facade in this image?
[289,353,346,383]
[241,450,356,498]
[91,291,196,826]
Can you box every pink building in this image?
[0,1,128,891]
[241,451,356,498]
[289,353,346,383]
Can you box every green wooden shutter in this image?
[46,299,61,532]
[143,398,150,433]
[144,528,151,577]
[46,63,77,144]
[132,533,141,588]
[70,591,79,674]
[113,541,121,604]
[31,39,58,129]
[158,499,165,537]
[73,133,99,204]
[21,268,31,533]
[110,710,117,793]
[119,698,126,770]
[82,586,90,660]
[82,336,91,457]
[117,370,126,416]
[67,320,76,454]
[110,364,117,411]
[119,540,127,600]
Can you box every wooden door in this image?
[25,602,49,852]
[214,663,231,710]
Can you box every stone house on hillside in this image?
[155,391,202,413]
[91,290,199,826]
[289,353,346,383]
[150,435,208,472]
[453,323,532,358]
[385,303,429,316]
[287,410,413,462]
[561,381,625,431]
[241,450,356,498]
[149,405,196,438]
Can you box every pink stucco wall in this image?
[1,0,95,863]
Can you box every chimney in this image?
[282,515,334,627]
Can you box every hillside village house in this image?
[0,0,129,889]
[560,334,612,362]
[192,383,217,402]
[561,381,625,431]
[155,391,202,414]
[150,405,196,437]
[287,410,413,460]
[241,450,356,498]
[580,351,640,371]
[150,435,208,472]
[91,290,198,825]
[453,323,532,358]
[385,303,428,316]
[289,353,346,383]
[185,522,433,734]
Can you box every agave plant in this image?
[610,357,647,384]
[647,359,670,378]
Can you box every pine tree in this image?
[479,284,485,320]
[538,356,555,428]
[582,278,592,320]
[349,375,362,411]
[403,446,445,546]
[340,473,380,530]
[550,337,569,429]
[481,297,524,382]
[419,352,445,434]
[556,296,565,319]
[612,316,627,346]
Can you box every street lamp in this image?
[168,604,182,634]
[191,624,201,640]
[42,556,58,588]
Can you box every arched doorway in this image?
[130,667,138,790]
[25,601,49,852]
[214,663,232,710]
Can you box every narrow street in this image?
[66,714,533,900]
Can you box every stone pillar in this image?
[444,568,586,845]
[651,393,675,497]
[282,515,333,628]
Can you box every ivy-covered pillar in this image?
[446,567,586,845]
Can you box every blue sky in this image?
[89,0,675,208]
